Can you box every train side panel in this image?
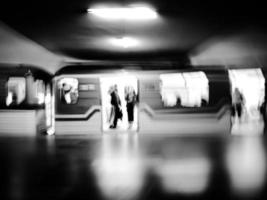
[138,69,232,134]
[55,76,102,135]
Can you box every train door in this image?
[229,68,265,134]
[100,75,138,132]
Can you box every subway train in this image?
[1,63,265,136]
[54,63,234,135]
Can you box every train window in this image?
[159,72,209,108]
[58,78,79,104]
[36,80,45,104]
[6,77,26,106]
[229,68,265,121]
[25,71,45,105]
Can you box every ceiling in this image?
[0,0,267,63]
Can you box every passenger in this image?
[260,101,267,132]
[176,96,182,107]
[6,91,13,106]
[125,86,137,129]
[6,92,17,106]
[109,84,122,129]
[232,88,245,122]
[201,98,208,107]
[62,83,72,104]
[70,88,79,104]
[108,86,114,124]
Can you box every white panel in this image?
[0,110,39,136]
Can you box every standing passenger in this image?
[260,100,267,133]
[125,86,137,129]
[232,88,245,122]
[110,84,121,129]
[62,83,72,104]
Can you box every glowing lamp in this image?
[88,6,157,20]
[110,37,139,49]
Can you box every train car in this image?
[54,63,232,135]
[0,64,53,136]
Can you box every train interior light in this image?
[6,77,26,106]
[160,72,209,107]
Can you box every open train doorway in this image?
[229,68,265,134]
[100,75,138,132]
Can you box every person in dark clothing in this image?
[125,86,137,129]
[109,84,122,129]
[176,96,182,107]
[62,83,72,104]
[232,88,245,122]
[260,101,267,133]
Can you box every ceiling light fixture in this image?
[110,37,139,48]
[87,6,157,20]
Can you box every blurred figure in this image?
[232,88,245,122]
[125,86,137,129]
[176,96,182,107]
[259,100,267,133]
[201,98,208,107]
[107,85,114,124]
[61,82,78,104]
[6,91,13,106]
[71,88,79,103]
[109,84,122,129]
[62,83,72,104]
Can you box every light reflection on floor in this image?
[92,134,144,200]
[225,137,267,196]
[231,116,264,135]
[0,133,267,200]
[155,158,211,195]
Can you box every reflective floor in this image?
[0,132,267,200]
[231,113,265,135]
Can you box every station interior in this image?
[1,0,267,200]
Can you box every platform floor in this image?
[1,128,267,200]
[231,116,265,135]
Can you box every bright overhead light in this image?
[109,37,139,48]
[87,6,158,20]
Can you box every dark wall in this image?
[205,69,232,106]
[0,76,7,106]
